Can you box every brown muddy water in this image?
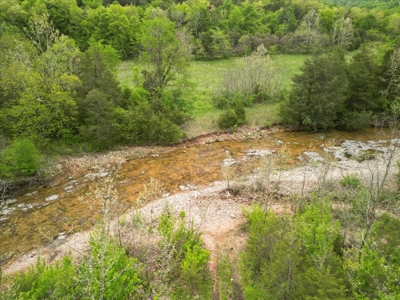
[0,127,395,264]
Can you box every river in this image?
[0,127,396,265]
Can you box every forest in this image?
[1,0,400,298]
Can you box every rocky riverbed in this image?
[1,127,400,274]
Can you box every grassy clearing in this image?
[181,102,281,138]
[117,54,308,136]
[117,54,307,97]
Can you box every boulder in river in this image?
[303,151,324,162]
[246,149,276,157]
[45,194,59,201]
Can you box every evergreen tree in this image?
[345,45,383,112]
[280,50,348,131]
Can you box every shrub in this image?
[213,93,253,110]
[5,239,143,300]
[158,211,212,299]
[218,109,239,130]
[340,174,361,189]
[240,202,347,300]
[114,101,184,146]
[218,103,247,130]
[280,51,348,131]
[77,237,143,299]
[215,44,283,108]
[8,257,76,299]
[0,139,42,180]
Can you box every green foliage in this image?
[115,100,184,146]
[344,240,400,299]
[203,28,232,60]
[10,257,76,300]
[0,29,81,144]
[2,0,400,152]
[218,102,246,130]
[157,211,212,299]
[78,89,121,151]
[240,206,300,299]
[76,42,121,101]
[295,199,341,260]
[218,109,238,130]
[215,45,284,108]
[214,92,252,109]
[323,0,399,10]
[372,213,400,265]
[217,253,234,300]
[77,237,143,299]
[294,265,348,300]
[5,239,143,299]
[2,88,79,143]
[280,50,349,131]
[0,138,42,180]
[340,173,362,189]
[76,4,139,58]
[240,201,348,300]
[355,150,375,162]
[140,17,192,93]
[336,110,373,131]
[345,45,384,112]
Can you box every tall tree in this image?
[76,42,121,100]
[280,50,348,131]
[331,17,354,50]
[345,45,383,112]
[140,16,192,94]
[381,47,400,103]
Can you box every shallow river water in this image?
[0,127,395,264]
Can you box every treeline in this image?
[323,0,400,10]
[1,0,399,60]
[0,10,191,182]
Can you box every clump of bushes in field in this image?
[218,102,246,130]
[214,44,285,110]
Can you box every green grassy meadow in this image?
[117,54,309,137]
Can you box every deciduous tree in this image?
[140,17,193,94]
